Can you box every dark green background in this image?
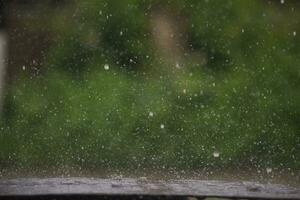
[0,0,299,177]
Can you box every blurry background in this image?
[0,0,299,183]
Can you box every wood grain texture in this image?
[0,178,299,199]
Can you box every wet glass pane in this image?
[0,0,299,187]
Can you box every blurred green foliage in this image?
[0,0,299,174]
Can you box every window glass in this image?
[0,0,299,186]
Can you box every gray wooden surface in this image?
[0,177,299,199]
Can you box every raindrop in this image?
[138,177,147,181]
[160,124,165,129]
[120,31,123,36]
[280,0,284,4]
[293,31,297,36]
[149,111,154,117]
[22,65,26,70]
[175,62,181,69]
[213,151,220,158]
[104,64,109,70]
[266,167,272,173]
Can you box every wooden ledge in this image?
[0,178,299,199]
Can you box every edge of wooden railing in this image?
[0,177,299,199]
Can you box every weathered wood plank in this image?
[0,178,299,199]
